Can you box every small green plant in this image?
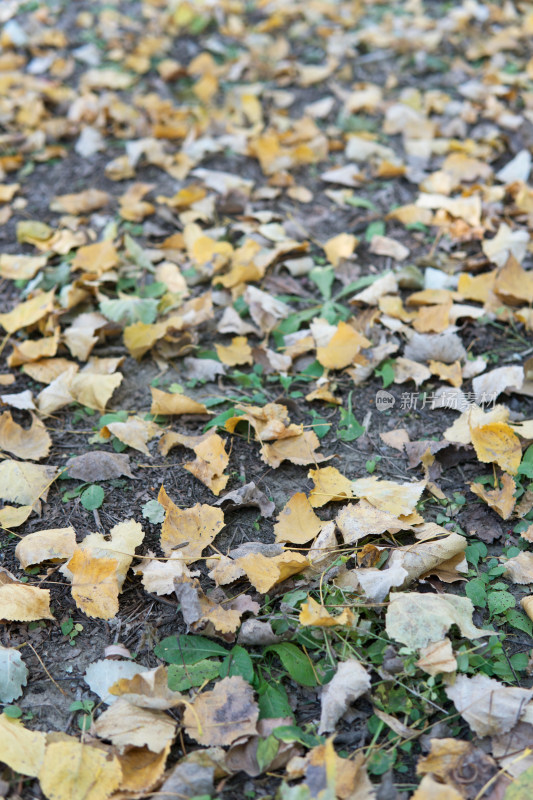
[61,618,83,645]
[69,699,95,732]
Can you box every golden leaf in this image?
[260,430,326,468]
[428,360,462,387]
[102,416,160,455]
[0,254,48,280]
[70,372,123,412]
[71,240,119,276]
[299,596,355,627]
[0,289,55,334]
[0,714,46,777]
[109,666,184,710]
[416,638,457,676]
[0,460,58,510]
[470,421,522,474]
[158,486,224,561]
[183,676,259,746]
[69,550,120,620]
[39,740,122,800]
[494,254,533,305]
[238,551,309,594]
[273,493,323,545]
[117,744,170,793]
[0,580,53,621]
[183,434,230,496]
[50,189,109,215]
[0,505,33,529]
[316,321,370,370]
[323,233,358,267]
[308,466,353,507]
[0,412,51,460]
[150,387,209,415]
[351,476,425,516]
[215,336,253,366]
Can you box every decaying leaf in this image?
[0,412,51,460]
[470,473,516,519]
[446,674,533,736]
[299,596,355,628]
[91,698,176,753]
[109,665,184,710]
[150,387,209,415]
[351,477,426,516]
[0,645,28,703]
[385,592,490,650]
[159,486,225,561]
[183,676,259,746]
[0,460,58,511]
[66,450,134,481]
[15,526,76,569]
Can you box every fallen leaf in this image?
[260,430,326,468]
[470,422,522,474]
[336,501,414,544]
[183,676,259,746]
[158,486,225,561]
[15,526,76,568]
[316,321,370,370]
[215,336,253,366]
[134,552,195,596]
[411,774,463,800]
[0,412,51,460]
[0,573,53,622]
[323,233,358,267]
[39,740,123,800]
[0,460,58,511]
[445,674,533,736]
[472,366,524,404]
[504,552,533,584]
[69,549,120,620]
[66,451,134,481]
[318,659,371,734]
[299,596,355,628]
[416,638,457,676]
[84,659,149,705]
[71,240,119,276]
[150,387,209,415]
[273,493,323,545]
[183,433,230,496]
[0,289,55,334]
[214,482,275,517]
[101,416,160,456]
[483,224,529,268]
[385,592,490,650]
[109,665,184,710]
[470,474,517,520]
[0,714,46,777]
[351,476,426,516]
[92,698,176,753]
[237,551,309,593]
[50,188,109,215]
[0,645,28,702]
[117,744,170,793]
[0,254,48,280]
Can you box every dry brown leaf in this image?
[411,775,463,800]
[109,665,183,710]
[175,579,249,638]
[150,387,209,415]
[15,526,76,569]
[504,552,533,584]
[494,254,533,305]
[66,450,134,482]
[92,698,176,753]
[393,357,431,387]
[158,486,225,561]
[379,429,410,451]
[387,531,467,589]
[273,493,323,545]
[183,676,259,746]
[336,501,414,544]
[50,188,109,215]
[39,739,123,800]
[0,714,46,777]
[0,412,51,460]
[69,549,120,620]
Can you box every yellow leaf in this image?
[109,665,183,710]
[117,744,170,792]
[299,596,355,627]
[470,422,522,474]
[308,466,354,507]
[69,549,120,620]
[193,73,218,104]
[183,676,258,746]
[260,430,326,468]
[123,320,168,359]
[150,387,209,416]
[50,189,109,215]
[91,698,176,753]
[274,493,323,545]
[412,301,452,333]
[428,360,462,387]
[0,580,53,621]
[39,740,122,800]
[183,434,230,496]
[158,486,225,561]
[0,714,46,777]
[8,329,60,367]
[457,270,497,303]
[22,357,78,384]
[0,460,58,510]
[494,253,533,305]
[0,289,55,334]
[0,254,48,280]
[102,416,160,455]
[71,241,119,276]
[323,233,358,267]
[470,474,516,520]
[0,412,51,460]
[70,373,123,411]
[351,476,426,516]
[416,638,457,676]
[15,526,76,569]
[316,321,370,370]
[0,505,32,529]
[215,336,253,366]
[238,551,309,593]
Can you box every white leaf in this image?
[446,674,533,737]
[318,659,371,734]
[0,645,28,703]
[84,659,148,705]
